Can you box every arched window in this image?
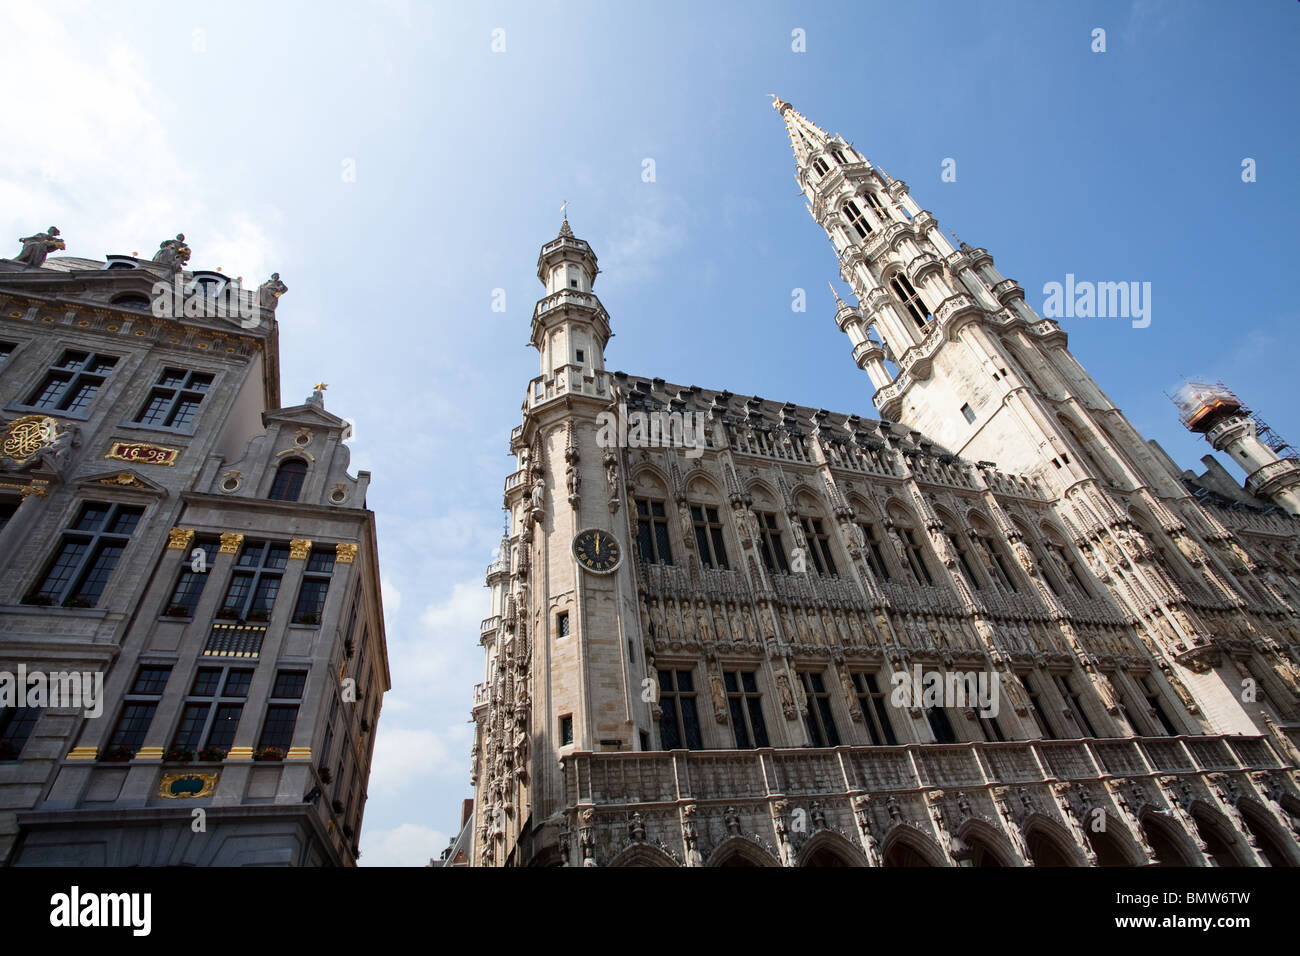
[842,200,872,239]
[889,273,931,329]
[812,157,830,177]
[268,459,308,502]
[829,148,847,165]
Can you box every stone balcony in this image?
[542,735,1300,867]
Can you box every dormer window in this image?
[194,277,223,297]
[111,293,151,311]
[268,459,308,502]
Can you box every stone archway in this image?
[797,832,868,868]
[1191,808,1253,867]
[706,836,781,868]
[954,821,1019,867]
[607,845,680,868]
[1023,817,1089,867]
[1238,801,1300,867]
[1085,825,1141,866]
[881,826,947,867]
[1140,814,1201,866]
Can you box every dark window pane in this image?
[131,666,171,695]
[680,697,703,750]
[729,697,750,748]
[269,460,307,501]
[172,703,211,750]
[74,504,110,532]
[190,668,221,697]
[75,543,124,603]
[747,697,769,748]
[222,670,253,698]
[258,704,299,750]
[37,540,88,596]
[206,704,243,750]
[272,671,307,699]
[109,703,158,751]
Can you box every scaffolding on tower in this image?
[1172,380,1299,460]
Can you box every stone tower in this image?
[1173,381,1300,517]
[466,104,1300,869]
[775,94,1300,754]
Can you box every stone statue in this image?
[13,226,64,268]
[152,233,191,272]
[710,671,727,723]
[258,272,288,310]
[602,448,619,498]
[565,461,580,501]
[775,672,797,719]
[530,475,546,513]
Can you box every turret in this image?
[1175,381,1300,515]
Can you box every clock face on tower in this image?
[573,528,622,574]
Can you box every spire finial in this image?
[770,93,791,113]
[828,281,845,307]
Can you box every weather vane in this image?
[314,382,328,391]
[560,199,568,221]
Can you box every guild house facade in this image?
[467,99,1300,867]
[0,230,387,866]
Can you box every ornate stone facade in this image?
[0,237,388,866]
[467,105,1300,867]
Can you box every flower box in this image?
[163,604,192,618]
[164,747,195,763]
[62,596,93,609]
[99,746,134,762]
[20,594,55,607]
[252,747,285,762]
[198,746,228,762]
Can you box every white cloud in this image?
[367,722,471,796]
[0,4,281,280]
[600,192,689,286]
[360,822,450,868]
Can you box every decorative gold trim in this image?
[335,543,358,564]
[136,746,165,760]
[98,471,148,488]
[67,746,98,761]
[286,747,312,761]
[3,414,60,462]
[19,480,49,498]
[289,538,312,560]
[158,771,218,799]
[226,747,254,761]
[276,447,316,461]
[219,532,244,555]
[167,527,195,551]
[106,440,179,467]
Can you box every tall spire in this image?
[769,94,836,166]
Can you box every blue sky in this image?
[2,0,1296,865]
